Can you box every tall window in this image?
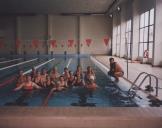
[139,8,154,59]
[112,26,117,55]
[125,20,132,59]
[116,25,121,56]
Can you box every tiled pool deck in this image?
[95,56,162,100]
[0,107,162,128]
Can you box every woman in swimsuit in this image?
[34,71,42,86]
[84,66,96,83]
[40,69,48,87]
[63,67,70,81]
[16,70,26,87]
[51,76,67,92]
[46,75,57,88]
[31,67,37,81]
[85,79,97,91]
[14,75,42,91]
[73,74,85,87]
[50,67,60,85]
[67,71,75,87]
[74,65,83,79]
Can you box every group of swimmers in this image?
[13,65,97,93]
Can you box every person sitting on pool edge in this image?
[14,75,42,91]
[108,57,124,82]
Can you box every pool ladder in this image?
[128,72,159,99]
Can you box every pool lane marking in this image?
[0,58,55,88]
[0,58,4,60]
[0,76,17,87]
[66,58,73,68]
[0,58,38,71]
[42,58,73,106]
[23,58,55,75]
[0,58,23,64]
[0,59,39,87]
[0,58,57,99]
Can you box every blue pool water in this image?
[0,57,137,107]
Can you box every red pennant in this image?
[50,40,57,48]
[104,37,109,46]
[32,39,39,48]
[61,44,64,48]
[0,39,4,49]
[16,38,21,49]
[85,39,92,47]
[67,40,74,48]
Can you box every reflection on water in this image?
[71,87,96,107]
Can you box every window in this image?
[125,20,132,59]
[116,25,121,56]
[112,27,117,55]
[139,8,154,59]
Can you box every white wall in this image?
[153,0,162,66]
[48,15,78,54]
[80,15,112,55]
[0,15,112,56]
[0,16,16,55]
[17,15,112,55]
[17,15,48,55]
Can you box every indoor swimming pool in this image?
[0,57,137,107]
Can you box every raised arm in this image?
[64,81,68,87]
[13,84,24,91]
[32,82,42,89]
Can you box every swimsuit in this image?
[23,82,33,91]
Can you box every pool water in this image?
[0,57,137,107]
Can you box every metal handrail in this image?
[128,72,159,97]
[128,72,148,91]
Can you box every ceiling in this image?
[0,0,123,14]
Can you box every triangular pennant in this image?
[0,38,4,49]
[16,38,21,49]
[104,37,109,46]
[32,39,39,48]
[85,39,92,47]
[50,40,57,48]
[67,39,74,48]
[61,44,64,48]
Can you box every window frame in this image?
[139,8,155,59]
[125,20,132,59]
[116,25,121,57]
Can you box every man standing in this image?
[108,58,124,82]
